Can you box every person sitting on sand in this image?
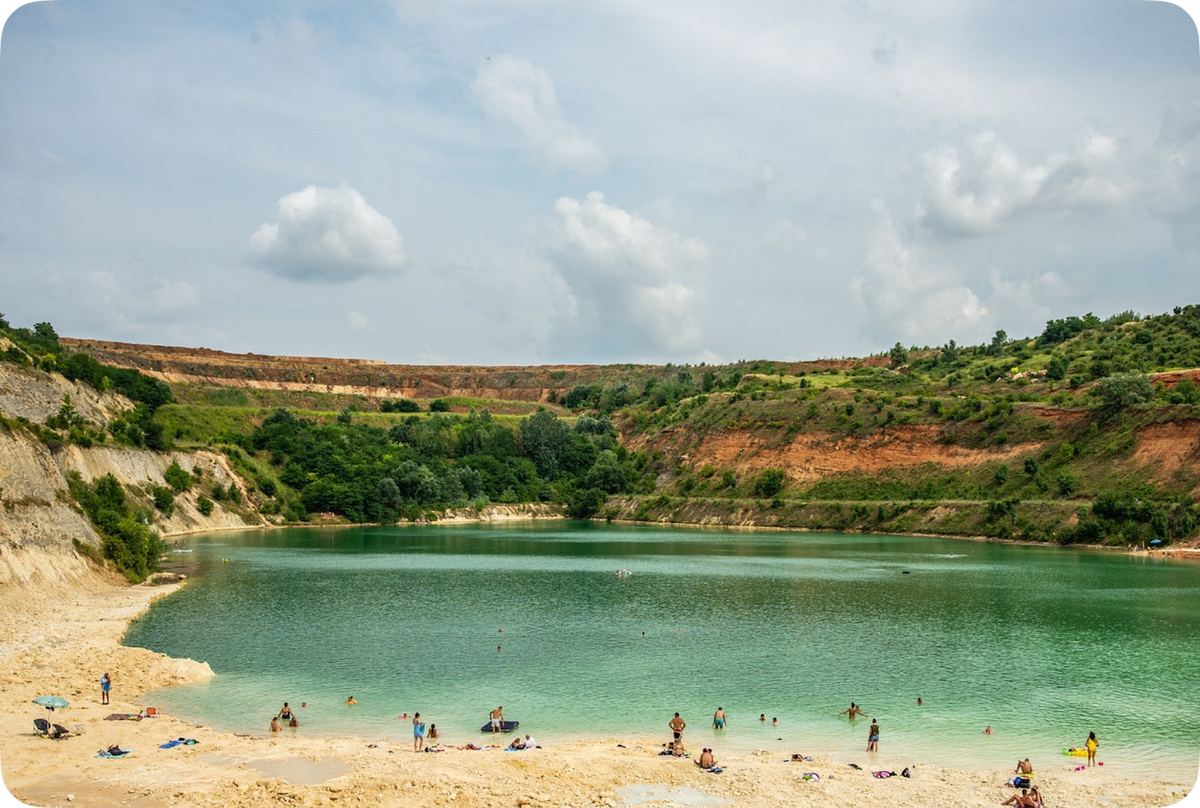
[523,733,537,749]
[696,748,716,769]
[346,696,357,705]
[1001,788,1037,807]
[839,702,867,719]
[506,737,526,751]
[1028,785,1044,807]
[1015,758,1033,777]
[270,716,282,732]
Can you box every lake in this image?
[124,522,1200,781]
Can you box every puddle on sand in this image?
[617,784,726,806]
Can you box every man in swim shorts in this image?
[1015,758,1033,777]
[839,702,867,719]
[669,712,686,742]
[490,706,504,734]
[712,707,726,729]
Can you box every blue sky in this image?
[0,0,1199,365]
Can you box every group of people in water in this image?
[269,701,303,732]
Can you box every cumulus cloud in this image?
[544,191,708,359]
[472,55,607,175]
[852,201,987,344]
[918,130,1135,237]
[249,185,406,283]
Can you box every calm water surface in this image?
[125,523,1200,781]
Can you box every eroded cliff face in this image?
[0,363,261,588]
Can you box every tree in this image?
[1094,374,1154,411]
[753,469,786,498]
[33,322,59,342]
[1046,354,1068,381]
[888,342,909,368]
[989,330,1008,356]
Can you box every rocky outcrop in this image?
[0,362,263,584]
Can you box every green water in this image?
[125,522,1200,781]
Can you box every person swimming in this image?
[346,696,357,705]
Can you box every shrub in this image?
[753,469,786,498]
[163,461,192,493]
[196,495,214,516]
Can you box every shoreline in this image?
[163,510,1200,562]
[0,548,1196,806]
[4,557,1195,801]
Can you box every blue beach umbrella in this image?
[1149,539,1163,545]
[32,695,69,713]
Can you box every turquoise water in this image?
[125,523,1200,781]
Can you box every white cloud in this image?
[347,309,370,333]
[472,55,607,175]
[249,185,406,283]
[544,191,708,359]
[917,130,1135,237]
[852,201,987,344]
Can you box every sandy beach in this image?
[0,548,1195,808]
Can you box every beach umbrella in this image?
[1149,539,1163,545]
[32,695,69,713]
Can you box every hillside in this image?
[3,305,1200,588]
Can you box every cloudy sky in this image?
[1,0,1199,365]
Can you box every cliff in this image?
[0,362,261,588]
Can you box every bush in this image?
[151,485,175,513]
[196,495,214,516]
[163,461,192,493]
[753,469,786,498]
[429,399,451,412]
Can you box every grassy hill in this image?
[6,305,1200,548]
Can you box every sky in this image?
[0,0,1199,366]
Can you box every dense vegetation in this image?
[221,407,652,523]
[64,471,164,582]
[8,304,1200,550]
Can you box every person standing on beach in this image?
[490,706,504,734]
[669,713,686,744]
[413,712,426,752]
[712,707,726,729]
[866,718,880,752]
[100,672,111,705]
[1085,731,1099,767]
